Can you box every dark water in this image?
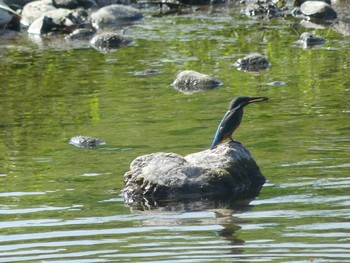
[0,3,350,262]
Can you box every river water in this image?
[0,2,349,262]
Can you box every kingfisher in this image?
[210,96,268,150]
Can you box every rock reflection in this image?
[125,196,257,256]
[125,191,261,213]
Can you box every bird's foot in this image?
[229,139,242,145]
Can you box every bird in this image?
[210,96,268,150]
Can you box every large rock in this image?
[27,8,89,34]
[297,32,326,49]
[292,1,337,21]
[90,4,143,29]
[171,70,222,94]
[122,142,266,206]
[21,0,56,26]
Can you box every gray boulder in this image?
[293,0,331,7]
[27,8,89,34]
[122,142,266,205]
[298,32,326,49]
[172,70,222,94]
[27,15,57,34]
[90,4,143,29]
[233,53,270,72]
[292,1,337,20]
[90,32,132,52]
[21,0,55,27]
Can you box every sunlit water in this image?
[0,3,350,262]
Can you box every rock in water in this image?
[172,70,222,94]
[90,32,132,53]
[20,0,56,27]
[122,141,266,206]
[292,1,337,21]
[233,53,270,72]
[69,135,105,148]
[91,4,143,29]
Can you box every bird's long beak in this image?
[247,96,269,104]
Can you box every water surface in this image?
[0,3,349,262]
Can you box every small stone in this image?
[233,53,270,72]
[69,135,106,148]
[172,70,222,94]
[133,69,161,76]
[90,32,132,53]
[298,32,326,48]
[292,1,337,20]
[266,81,286,87]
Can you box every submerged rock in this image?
[266,80,286,87]
[90,32,132,52]
[69,135,106,148]
[233,53,270,72]
[133,69,161,76]
[298,32,326,49]
[172,70,222,94]
[122,142,266,206]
